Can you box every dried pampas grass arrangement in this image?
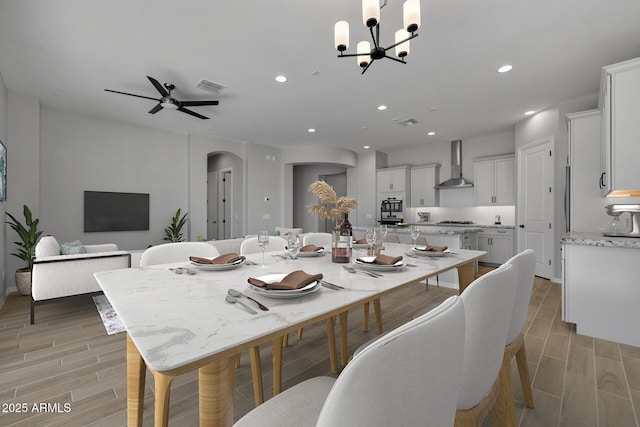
[307,180,358,227]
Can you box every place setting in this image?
[188,252,246,271]
[246,269,325,299]
[408,244,453,258]
[352,253,405,272]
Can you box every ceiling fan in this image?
[104,76,219,120]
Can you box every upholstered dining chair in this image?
[301,232,332,247]
[383,233,401,243]
[500,249,537,424]
[451,263,517,427]
[239,235,287,255]
[139,242,220,267]
[234,295,466,427]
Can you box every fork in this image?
[343,265,382,278]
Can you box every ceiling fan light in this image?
[362,0,380,28]
[161,101,178,110]
[403,0,421,33]
[357,41,371,68]
[395,29,410,57]
[335,21,349,52]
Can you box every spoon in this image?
[225,295,257,315]
[228,289,269,311]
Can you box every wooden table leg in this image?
[457,261,475,293]
[325,317,338,374]
[363,302,370,331]
[272,336,284,396]
[373,298,383,335]
[249,346,264,405]
[127,334,146,427]
[152,370,174,427]
[199,356,236,427]
[339,311,349,366]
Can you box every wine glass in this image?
[257,231,270,266]
[365,227,377,255]
[379,224,388,242]
[286,234,301,259]
[410,226,420,247]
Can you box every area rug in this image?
[93,294,126,335]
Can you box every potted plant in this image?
[5,205,43,295]
[164,209,188,243]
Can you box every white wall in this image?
[40,107,188,250]
[245,143,283,234]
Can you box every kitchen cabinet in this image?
[477,228,513,264]
[474,155,515,206]
[562,241,640,347]
[377,166,409,192]
[599,57,640,197]
[410,164,440,207]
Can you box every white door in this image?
[218,169,232,239]
[207,172,218,240]
[518,138,554,278]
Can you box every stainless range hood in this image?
[435,140,474,189]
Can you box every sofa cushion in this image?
[60,240,87,255]
[35,236,61,258]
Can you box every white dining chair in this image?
[239,235,287,255]
[500,249,537,424]
[234,295,466,427]
[301,232,332,247]
[139,242,220,267]
[452,263,517,427]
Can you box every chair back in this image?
[414,236,428,246]
[457,263,517,410]
[140,242,220,267]
[316,295,466,427]
[384,234,401,243]
[302,232,332,247]
[239,236,287,255]
[505,249,536,344]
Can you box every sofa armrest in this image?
[32,251,131,301]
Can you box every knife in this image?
[321,281,344,290]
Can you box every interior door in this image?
[207,172,218,240]
[218,169,232,239]
[518,138,554,278]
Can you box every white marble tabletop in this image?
[95,244,485,373]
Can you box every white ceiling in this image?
[1,0,639,153]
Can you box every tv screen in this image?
[84,191,150,232]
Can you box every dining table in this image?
[95,243,485,427]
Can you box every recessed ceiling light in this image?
[427,131,436,136]
[497,65,513,73]
[308,128,316,133]
[524,110,536,116]
[377,105,387,111]
[363,145,370,149]
[275,75,288,83]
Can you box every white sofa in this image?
[31,236,131,324]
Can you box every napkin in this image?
[248,270,324,290]
[414,245,448,252]
[357,254,403,265]
[190,253,245,265]
[354,238,368,244]
[300,244,324,252]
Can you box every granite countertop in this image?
[353,225,481,235]
[412,222,515,230]
[561,232,640,249]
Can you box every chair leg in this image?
[515,342,535,408]
[249,346,264,406]
[282,333,289,347]
[325,317,339,374]
[363,302,370,332]
[499,348,518,427]
[297,328,304,340]
[272,336,284,396]
[30,298,35,325]
[373,298,383,335]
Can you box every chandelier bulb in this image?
[362,0,380,28]
[395,29,410,58]
[357,41,371,68]
[334,21,350,52]
[403,0,421,33]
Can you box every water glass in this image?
[258,230,270,266]
[410,226,420,246]
[286,234,301,259]
[365,227,377,255]
[379,224,388,241]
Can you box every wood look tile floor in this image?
[1,267,639,426]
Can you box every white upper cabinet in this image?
[410,164,440,207]
[377,167,409,192]
[599,57,640,197]
[473,155,515,206]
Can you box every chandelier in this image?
[334,0,421,74]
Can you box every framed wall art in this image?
[0,140,6,201]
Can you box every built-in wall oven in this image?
[380,197,403,224]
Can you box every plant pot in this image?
[15,269,32,296]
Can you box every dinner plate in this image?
[296,248,325,257]
[190,257,245,270]
[247,273,321,298]
[411,247,452,257]
[353,257,405,271]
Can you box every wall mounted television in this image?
[84,191,150,232]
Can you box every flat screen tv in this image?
[84,191,150,232]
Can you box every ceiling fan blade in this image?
[178,106,209,120]
[180,100,219,107]
[148,104,163,114]
[104,89,159,102]
[147,76,169,97]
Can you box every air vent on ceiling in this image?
[195,78,226,93]
[398,118,419,127]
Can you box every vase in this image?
[15,269,31,296]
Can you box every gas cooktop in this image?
[437,220,475,224]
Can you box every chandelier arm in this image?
[337,52,373,58]
[360,60,374,75]
[370,25,380,50]
[384,33,419,52]
[384,55,407,64]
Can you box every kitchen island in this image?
[561,232,640,347]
